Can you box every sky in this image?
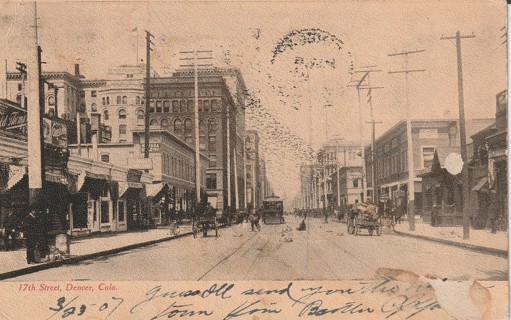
[0,0,507,208]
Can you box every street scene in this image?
[0,0,507,292]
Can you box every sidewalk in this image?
[394,222,508,257]
[0,226,193,280]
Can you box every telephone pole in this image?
[388,49,426,231]
[180,50,213,205]
[144,30,154,159]
[349,66,383,202]
[441,32,475,240]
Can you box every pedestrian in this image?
[248,207,260,231]
[24,205,40,264]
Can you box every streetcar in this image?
[261,195,285,224]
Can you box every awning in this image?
[118,181,144,198]
[471,177,489,192]
[77,170,110,193]
[6,165,27,191]
[146,183,169,202]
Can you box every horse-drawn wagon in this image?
[347,203,382,236]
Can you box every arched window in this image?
[117,96,122,104]
[106,96,110,105]
[174,118,183,137]
[91,103,97,112]
[102,97,106,106]
[137,109,144,125]
[161,118,169,127]
[48,95,55,106]
[184,118,193,144]
[122,96,128,104]
[208,118,217,135]
[136,96,141,104]
[118,109,127,119]
[103,110,109,120]
[150,119,159,126]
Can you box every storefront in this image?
[146,183,170,225]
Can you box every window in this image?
[102,97,106,105]
[122,96,128,104]
[91,103,97,112]
[184,118,193,144]
[103,110,109,120]
[48,95,55,106]
[136,96,141,104]
[150,119,159,126]
[17,83,22,91]
[208,118,217,134]
[101,154,110,163]
[106,96,110,105]
[163,101,170,112]
[172,100,179,112]
[353,178,359,188]
[156,101,162,113]
[206,173,217,189]
[161,118,169,127]
[187,100,193,112]
[203,100,210,112]
[422,147,435,169]
[180,100,186,113]
[16,95,21,105]
[119,124,127,143]
[137,109,144,125]
[91,90,97,97]
[149,101,155,113]
[118,109,127,119]
[211,99,219,112]
[208,136,216,151]
[118,201,125,222]
[198,100,203,111]
[174,118,183,137]
[117,96,122,104]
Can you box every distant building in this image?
[366,118,494,220]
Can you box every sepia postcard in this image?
[0,0,508,319]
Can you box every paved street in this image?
[8,218,508,282]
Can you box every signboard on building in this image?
[43,117,68,148]
[0,99,27,138]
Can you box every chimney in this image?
[74,64,80,77]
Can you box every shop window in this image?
[101,200,109,223]
[206,173,217,189]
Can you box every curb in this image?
[393,230,508,258]
[0,231,194,281]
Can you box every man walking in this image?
[24,205,40,264]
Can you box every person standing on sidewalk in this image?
[24,205,40,264]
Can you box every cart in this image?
[350,204,382,236]
[192,214,218,238]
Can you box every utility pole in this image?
[389,49,426,232]
[27,1,43,207]
[243,136,247,209]
[144,30,154,159]
[441,32,475,240]
[349,67,383,203]
[180,50,213,205]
